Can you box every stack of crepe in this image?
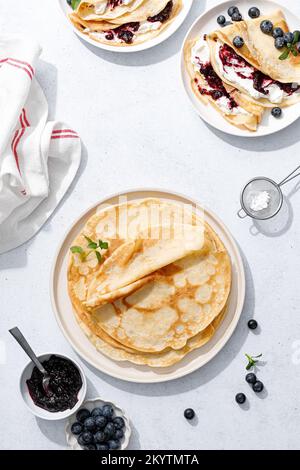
[68,198,232,368]
[69,0,182,46]
[185,10,300,131]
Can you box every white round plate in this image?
[58,0,193,53]
[181,0,300,137]
[50,189,245,383]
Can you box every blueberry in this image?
[217,15,226,26]
[271,107,282,118]
[76,408,90,423]
[91,407,103,418]
[104,422,116,439]
[228,6,239,17]
[71,422,83,435]
[245,373,257,384]
[115,429,124,440]
[260,20,273,35]
[94,431,106,444]
[108,439,121,450]
[232,12,243,22]
[102,404,114,419]
[275,37,285,50]
[253,381,264,393]
[247,319,258,330]
[67,0,72,5]
[113,417,125,430]
[184,408,195,420]
[78,431,93,446]
[235,393,246,404]
[284,32,294,45]
[83,417,96,432]
[84,444,96,450]
[233,36,244,48]
[248,7,260,19]
[273,27,284,38]
[212,90,223,100]
[96,443,109,450]
[95,415,107,430]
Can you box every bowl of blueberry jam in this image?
[20,353,87,420]
[66,398,131,451]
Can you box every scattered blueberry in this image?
[83,417,96,432]
[78,431,93,446]
[96,443,109,450]
[115,429,124,440]
[71,422,83,435]
[271,107,282,118]
[212,90,223,100]
[108,439,121,450]
[94,431,106,444]
[228,6,239,17]
[232,12,243,22]
[217,15,226,26]
[184,408,195,420]
[248,7,260,19]
[76,408,90,423]
[273,27,284,38]
[235,393,246,404]
[84,444,96,450]
[233,36,244,48]
[95,415,107,430]
[248,319,258,330]
[113,416,125,430]
[102,404,114,419]
[104,422,116,439]
[275,37,285,50]
[260,20,273,35]
[245,373,257,384]
[91,407,103,418]
[253,381,264,393]
[284,32,294,45]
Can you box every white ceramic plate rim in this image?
[180,0,300,138]
[50,187,245,383]
[57,0,194,53]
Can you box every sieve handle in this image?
[278,165,300,187]
[237,208,248,219]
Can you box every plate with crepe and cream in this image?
[181,1,300,136]
[50,190,245,383]
[59,0,193,52]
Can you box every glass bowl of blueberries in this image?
[66,398,131,451]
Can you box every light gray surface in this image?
[1,0,300,450]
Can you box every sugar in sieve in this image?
[238,165,300,221]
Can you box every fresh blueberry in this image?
[95,415,107,430]
[102,404,114,419]
[84,444,96,450]
[284,32,294,45]
[104,422,116,439]
[271,107,282,118]
[83,417,96,432]
[94,431,106,444]
[247,319,258,330]
[235,393,246,404]
[184,408,195,420]
[115,429,124,440]
[248,7,260,19]
[108,439,121,450]
[91,407,103,418]
[212,90,223,100]
[253,381,264,393]
[217,15,226,26]
[232,12,243,22]
[76,408,90,423]
[113,417,125,430]
[273,27,284,38]
[96,443,109,450]
[67,0,72,5]
[78,431,93,446]
[275,37,286,49]
[245,373,257,384]
[260,20,273,35]
[71,422,83,435]
[228,6,239,17]
[233,36,244,48]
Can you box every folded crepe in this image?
[184,37,264,132]
[207,10,300,108]
[76,0,145,21]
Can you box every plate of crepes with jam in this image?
[182,0,300,136]
[59,0,192,52]
[51,190,245,383]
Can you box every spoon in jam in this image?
[9,327,51,396]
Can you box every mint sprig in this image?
[71,0,81,11]
[279,31,300,60]
[70,237,109,264]
[245,353,262,370]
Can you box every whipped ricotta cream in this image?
[191,38,249,116]
[95,0,131,15]
[90,20,161,43]
[215,41,300,104]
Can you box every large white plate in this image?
[181,0,300,137]
[50,189,245,383]
[58,0,193,53]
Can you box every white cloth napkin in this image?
[0,35,81,254]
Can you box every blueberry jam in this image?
[105,22,140,44]
[219,43,300,96]
[26,355,82,413]
[108,0,123,8]
[148,1,173,23]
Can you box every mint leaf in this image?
[71,0,81,10]
[291,47,298,57]
[293,31,300,44]
[70,246,83,254]
[279,49,290,60]
[95,251,102,263]
[99,240,109,250]
[88,242,98,250]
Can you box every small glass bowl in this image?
[238,177,283,221]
